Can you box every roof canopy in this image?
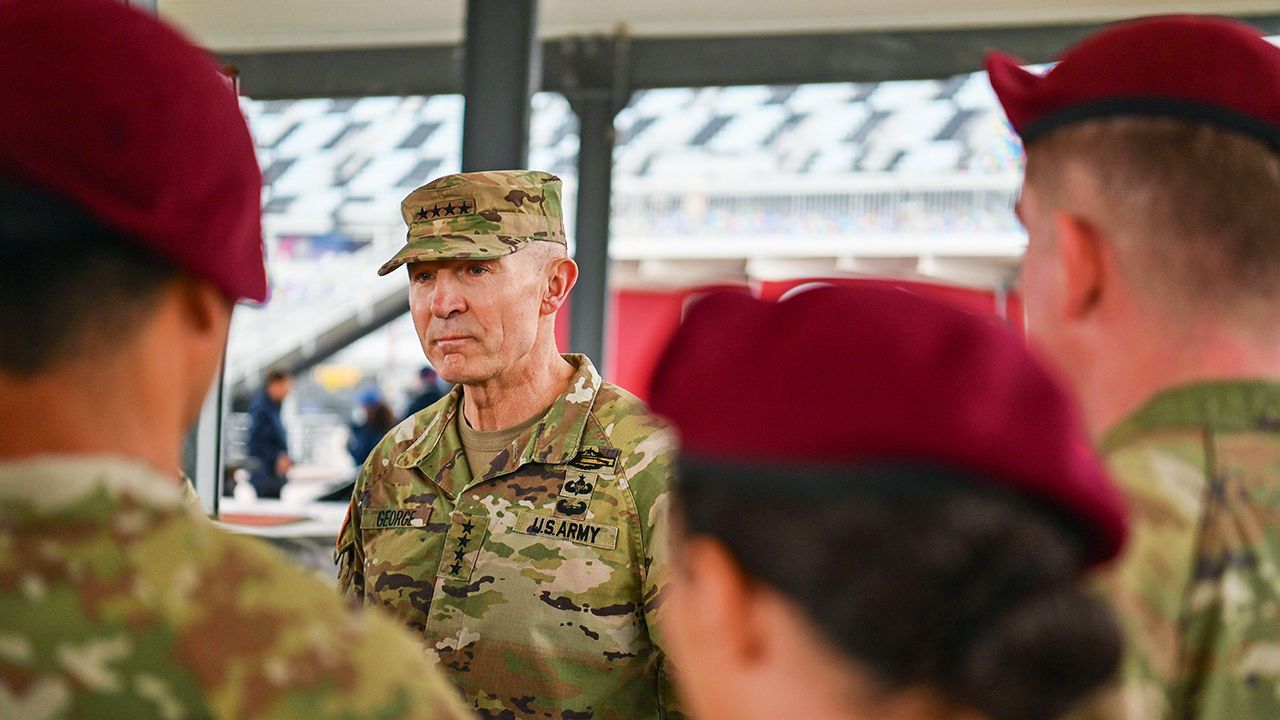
[164,0,1278,53]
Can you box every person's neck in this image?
[1081,321,1280,439]
[735,673,968,720]
[462,345,576,431]
[0,361,183,477]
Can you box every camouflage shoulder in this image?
[361,398,456,485]
[592,381,678,526]
[592,380,675,444]
[174,522,472,718]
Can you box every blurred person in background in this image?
[336,170,683,719]
[403,365,447,418]
[989,16,1280,719]
[349,387,397,465]
[247,367,293,498]
[0,1,473,717]
[649,286,1129,720]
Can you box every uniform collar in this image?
[394,354,604,495]
[1101,379,1280,452]
[0,454,187,521]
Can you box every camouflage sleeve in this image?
[190,529,472,719]
[1078,442,1205,719]
[335,466,367,602]
[625,426,688,720]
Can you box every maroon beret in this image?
[987,15,1280,150]
[650,285,1129,568]
[0,0,267,302]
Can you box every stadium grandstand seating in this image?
[227,70,1025,388]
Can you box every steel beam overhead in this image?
[461,0,539,171]
[220,15,1280,100]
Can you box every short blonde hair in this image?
[1024,118,1280,323]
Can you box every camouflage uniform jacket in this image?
[335,355,684,719]
[0,456,473,720]
[1094,381,1280,720]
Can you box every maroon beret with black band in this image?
[0,0,268,303]
[987,15,1280,152]
[649,285,1129,568]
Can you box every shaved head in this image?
[1024,117,1280,327]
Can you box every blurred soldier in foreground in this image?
[648,285,1129,720]
[336,171,683,718]
[0,1,472,717]
[988,15,1280,720]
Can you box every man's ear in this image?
[682,536,765,664]
[1051,210,1106,321]
[174,277,228,333]
[173,277,233,420]
[542,256,578,316]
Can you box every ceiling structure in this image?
[162,0,1278,52]
[163,0,1280,377]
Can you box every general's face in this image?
[406,250,547,386]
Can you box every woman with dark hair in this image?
[648,285,1130,720]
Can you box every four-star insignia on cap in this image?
[413,198,478,222]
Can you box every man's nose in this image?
[430,272,466,318]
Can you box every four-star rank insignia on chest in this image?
[438,511,488,583]
[411,197,477,223]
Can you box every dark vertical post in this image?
[570,95,616,370]
[563,36,630,373]
[461,0,538,171]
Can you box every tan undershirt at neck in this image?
[458,405,547,480]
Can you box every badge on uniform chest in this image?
[515,513,618,550]
[512,448,621,550]
[567,447,619,472]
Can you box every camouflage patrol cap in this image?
[379,170,567,276]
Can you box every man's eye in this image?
[414,271,434,283]
[467,265,489,276]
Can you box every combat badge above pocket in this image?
[515,512,619,550]
[568,446,620,472]
[361,506,433,529]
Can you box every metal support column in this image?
[564,37,630,371]
[461,0,538,171]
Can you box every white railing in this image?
[611,173,1022,240]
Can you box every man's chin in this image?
[433,362,483,387]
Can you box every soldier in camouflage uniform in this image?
[0,2,472,718]
[335,171,683,719]
[988,16,1280,719]
[0,461,473,720]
